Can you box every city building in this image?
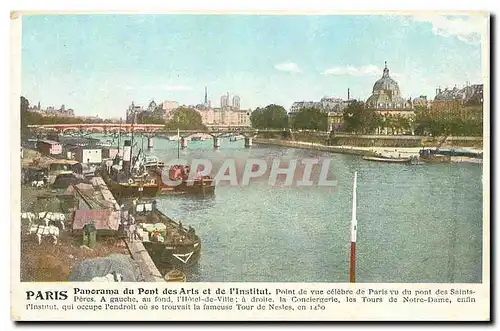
[290,101,322,113]
[363,62,415,134]
[431,84,483,119]
[366,63,414,121]
[232,95,241,110]
[434,84,483,105]
[289,90,356,131]
[220,93,229,109]
[126,100,163,123]
[126,101,144,124]
[76,115,101,122]
[28,102,75,117]
[162,100,180,121]
[197,107,215,125]
[192,89,250,127]
[411,95,432,109]
[327,112,345,132]
[289,89,354,114]
[365,62,412,111]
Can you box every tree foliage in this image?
[250,104,288,129]
[20,96,107,136]
[414,104,482,136]
[292,107,328,131]
[342,101,365,133]
[342,101,414,135]
[135,107,166,125]
[165,106,207,131]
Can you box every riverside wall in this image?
[330,134,483,148]
[255,132,483,148]
[253,139,379,157]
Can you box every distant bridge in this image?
[26,123,291,148]
[27,123,162,133]
[28,123,294,148]
[26,123,289,136]
[27,123,260,134]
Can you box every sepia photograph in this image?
[15,11,488,290]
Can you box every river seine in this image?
[98,134,483,283]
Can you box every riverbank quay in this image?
[125,240,164,282]
[20,148,165,282]
[329,134,483,149]
[253,138,483,158]
[255,132,483,149]
[20,183,131,281]
[254,138,378,157]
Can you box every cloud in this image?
[274,62,302,73]
[410,14,485,44]
[322,65,383,77]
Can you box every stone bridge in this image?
[27,123,291,149]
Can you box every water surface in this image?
[99,135,483,283]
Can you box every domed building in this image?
[125,99,164,124]
[365,62,415,135]
[366,62,411,109]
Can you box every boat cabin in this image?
[74,146,102,165]
[37,140,62,156]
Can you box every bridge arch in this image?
[62,127,80,133]
[86,127,105,133]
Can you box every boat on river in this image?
[419,148,482,164]
[100,140,161,198]
[100,165,161,198]
[363,154,420,164]
[121,198,201,268]
[101,141,215,198]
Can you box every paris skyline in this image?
[21,14,486,117]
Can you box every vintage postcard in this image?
[11,11,490,321]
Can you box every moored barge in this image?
[419,148,483,164]
[101,140,215,198]
[122,199,201,269]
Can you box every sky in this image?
[20,14,487,118]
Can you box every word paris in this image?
[162,158,338,187]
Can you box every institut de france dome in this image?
[366,62,411,109]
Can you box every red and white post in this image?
[349,171,358,283]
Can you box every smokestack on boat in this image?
[123,140,132,172]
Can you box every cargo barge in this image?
[101,140,214,198]
[121,199,202,269]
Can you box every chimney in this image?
[347,88,350,100]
